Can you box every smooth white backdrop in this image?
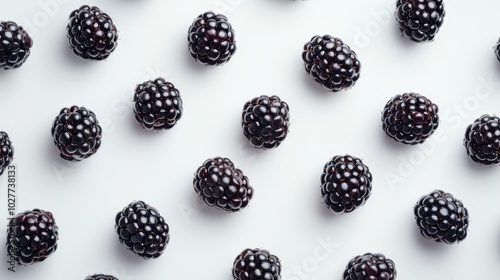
[1,0,500,279]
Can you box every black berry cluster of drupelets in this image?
[5,0,500,279]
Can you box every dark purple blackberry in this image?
[232,248,281,280]
[343,253,397,280]
[133,78,183,131]
[0,21,33,69]
[187,11,236,66]
[51,106,102,161]
[495,38,500,62]
[320,154,372,214]
[395,0,445,43]
[66,5,118,60]
[382,92,439,145]
[85,274,118,280]
[414,190,469,244]
[241,95,290,149]
[193,157,253,212]
[0,131,14,175]
[302,35,361,92]
[6,209,59,266]
[115,200,170,259]
[463,114,500,165]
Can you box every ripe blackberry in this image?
[241,95,290,149]
[51,106,102,161]
[133,78,183,131]
[302,35,361,92]
[85,274,118,280]
[495,38,500,62]
[343,253,397,280]
[6,209,59,265]
[193,157,253,212]
[414,190,469,244]
[187,11,236,66]
[320,154,372,214]
[395,0,445,43]
[66,5,118,60]
[382,92,439,145]
[115,200,170,259]
[232,248,282,280]
[463,114,500,165]
[0,131,14,175]
[0,21,33,69]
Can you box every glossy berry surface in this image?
[66,5,118,60]
[85,274,118,280]
[395,0,445,42]
[51,106,102,161]
[133,78,183,131]
[0,131,14,175]
[193,157,253,212]
[495,38,500,62]
[6,209,59,265]
[0,21,33,69]
[343,253,397,280]
[232,248,282,280]
[188,11,236,66]
[115,201,170,259]
[463,114,500,165]
[302,35,361,92]
[320,154,372,214]
[414,190,469,244]
[241,95,290,149]
[382,92,439,145]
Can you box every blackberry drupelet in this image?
[232,248,282,280]
[51,106,102,161]
[133,78,183,131]
[0,21,33,69]
[187,11,236,66]
[85,274,118,280]
[463,114,500,165]
[115,200,170,259]
[382,92,439,145]
[0,131,14,175]
[395,0,445,43]
[66,5,118,60]
[343,253,397,280]
[193,157,253,212]
[414,190,469,244]
[320,154,372,214]
[241,95,290,149]
[302,35,361,92]
[6,209,59,265]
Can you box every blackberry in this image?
[0,131,14,175]
[495,38,500,62]
[302,35,361,92]
[85,274,118,280]
[66,5,118,60]
[6,209,59,265]
[241,95,290,149]
[395,0,445,43]
[0,21,33,69]
[115,200,170,259]
[187,11,236,66]
[232,248,282,280]
[382,92,439,145]
[414,190,469,244]
[133,78,183,131]
[320,154,372,214]
[51,106,102,161]
[193,157,253,212]
[463,114,500,165]
[343,253,397,280]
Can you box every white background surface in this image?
[1,0,500,279]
